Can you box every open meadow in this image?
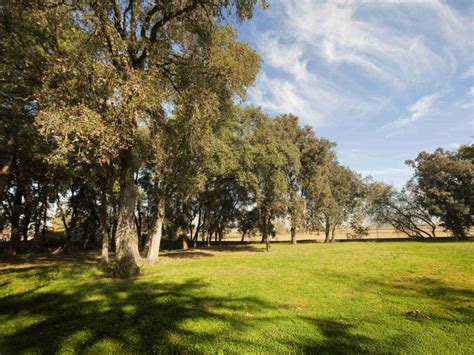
[1,241,472,354]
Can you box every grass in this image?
[0,242,473,354]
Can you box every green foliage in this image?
[406,146,474,238]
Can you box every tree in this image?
[27,0,264,268]
[406,146,473,238]
[306,161,366,243]
[368,182,437,238]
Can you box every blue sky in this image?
[235,0,474,187]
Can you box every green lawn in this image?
[0,242,473,354]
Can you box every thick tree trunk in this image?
[115,149,143,266]
[291,226,297,245]
[147,197,165,264]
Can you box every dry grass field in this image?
[223,227,454,243]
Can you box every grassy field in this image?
[0,242,473,354]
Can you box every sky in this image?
[235,0,474,188]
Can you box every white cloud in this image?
[257,32,309,81]
[381,92,443,134]
[247,0,472,128]
[248,73,314,121]
[455,86,474,110]
[277,0,463,87]
[358,167,413,176]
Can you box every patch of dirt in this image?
[405,310,431,319]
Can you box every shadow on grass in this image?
[159,244,265,259]
[0,261,405,353]
[159,251,214,259]
[0,273,281,353]
[0,251,100,267]
[294,318,374,354]
[386,276,474,321]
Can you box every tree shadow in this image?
[0,251,100,267]
[291,317,375,354]
[0,274,281,353]
[160,250,214,259]
[385,276,474,321]
[206,244,265,253]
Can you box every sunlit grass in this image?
[0,241,472,353]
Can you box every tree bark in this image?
[192,209,201,248]
[56,196,72,250]
[290,226,297,245]
[99,188,109,263]
[264,217,271,252]
[241,230,246,243]
[324,215,331,243]
[9,185,22,254]
[146,197,165,264]
[330,225,337,243]
[115,149,143,266]
[206,230,211,247]
[0,136,14,199]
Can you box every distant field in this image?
[1,241,473,353]
[224,227,454,243]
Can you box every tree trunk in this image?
[218,225,223,244]
[21,184,33,242]
[206,230,211,247]
[41,196,48,246]
[56,197,72,250]
[99,188,109,263]
[264,217,271,252]
[290,226,297,245]
[330,225,337,243]
[9,185,22,254]
[192,209,201,248]
[241,230,247,243]
[147,197,165,264]
[0,136,14,199]
[324,215,331,243]
[115,149,142,266]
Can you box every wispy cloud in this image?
[246,0,472,128]
[358,167,413,176]
[381,92,443,135]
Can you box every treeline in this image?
[1,1,472,274]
